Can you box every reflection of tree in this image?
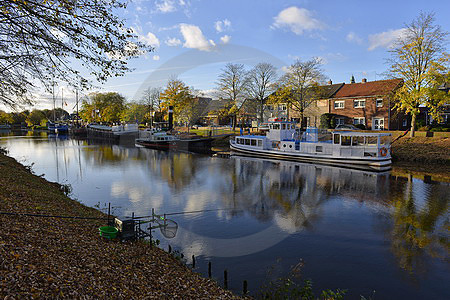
[388,176,449,273]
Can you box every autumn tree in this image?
[120,102,147,124]
[269,58,325,128]
[26,109,46,126]
[0,0,149,107]
[0,110,13,124]
[387,12,449,137]
[246,63,278,125]
[80,92,126,123]
[215,63,249,130]
[160,78,193,124]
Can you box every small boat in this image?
[47,121,69,133]
[136,130,213,152]
[230,121,392,171]
[87,123,139,141]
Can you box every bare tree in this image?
[215,63,249,130]
[0,0,150,107]
[270,58,325,128]
[246,63,278,125]
[387,12,449,137]
[142,87,162,127]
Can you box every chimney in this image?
[362,78,367,83]
[168,105,174,130]
[350,75,355,84]
[327,80,333,85]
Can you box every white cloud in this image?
[179,24,215,51]
[165,37,182,46]
[156,0,176,13]
[346,32,363,45]
[131,27,160,48]
[368,28,407,51]
[214,19,231,33]
[272,6,324,35]
[153,55,160,61]
[179,0,186,5]
[220,35,231,44]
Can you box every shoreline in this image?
[0,151,239,299]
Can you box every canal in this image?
[1,132,448,299]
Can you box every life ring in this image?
[379,147,388,157]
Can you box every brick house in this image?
[328,78,403,130]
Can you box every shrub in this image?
[320,113,336,129]
[417,126,430,131]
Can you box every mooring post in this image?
[208,262,212,278]
[168,244,172,253]
[243,280,248,295]
[224,269,228,289]
[107,202,111,225]
[192,255,196,268]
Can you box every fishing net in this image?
[156,217,178,239]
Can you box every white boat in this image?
[87,123,139,141]
[230,121,392,171]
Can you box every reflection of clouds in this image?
[110,181,163,211]
[183,191,213,219]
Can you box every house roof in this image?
[317,83,345,99]
[333,78,403,98]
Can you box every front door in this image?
[372,118,384,130]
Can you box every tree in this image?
[79,92,126,123]
[269,58,325,128]
[387,12,449,137]
[26,109,46,126]
[215,63,249,130]
[246,63,278,125]
[141,87,162,127]
[0,110,13,124]
[0,0,149,107]
[120,102,147,124]
[160,78,193,123]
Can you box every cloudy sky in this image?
[6,0,450,112]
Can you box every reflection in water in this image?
[0,134,448,299]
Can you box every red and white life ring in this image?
[379,147,388,157]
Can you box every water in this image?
[1,132,449,299]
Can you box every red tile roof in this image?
[333,78,403,98]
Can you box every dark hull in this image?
[136,138,213,153]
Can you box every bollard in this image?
[208,262,212,278]
[243,280,248,295]
[168,245,172,253]
[192,255,196,268]
[224,270,228,289]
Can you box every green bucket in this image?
[99,226,118,239]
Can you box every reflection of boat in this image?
[47,121,69,133]
[0,124,11,130]
[230,121,392,171]
[136,130,213,152]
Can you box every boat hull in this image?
[136,137,213,153]
[230,143,391,171]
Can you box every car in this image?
[335,124,358,130]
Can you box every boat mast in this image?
[76,90,79,126]
[52,83,56,122]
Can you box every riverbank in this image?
[391,136,450,164]
[0,151,239,299]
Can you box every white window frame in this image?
[353,117,365,125]
[334,101,345,109]
[402,119,407,127]
[376,98,383,108]
[353,99,366,108]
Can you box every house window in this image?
[353,118,365,125]
[376,98,383,107]
[335,118,345,125]
[354,99,366,108]
[334,101,345,109]
[279,104,287,111]
[402,119,407,127]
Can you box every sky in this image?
[3,0,449,112]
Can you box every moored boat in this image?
[47,121,69,133]
[136,130,213,152]
[230,121,392,171]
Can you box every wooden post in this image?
[168,244,172,253]
[192,255,196,268]
[107,202,111,225]
[243,280,248,295]
[224,270,228,289]
[208,262,212,278]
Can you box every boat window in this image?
[341,136,351,146]
[380,135,391,145]
[251,139,256,146]
[333,134,340,144]
[282,124,286,130]
[289,144,293,148]
[272,141,278,148]
[257,140,262,147]
[316,146,323,152]
[269,124,272,129]
[245,139,250,145]
[366,137,377,145]
[352,136,364,146]
[273,123,280,130]
[283,144,286,147]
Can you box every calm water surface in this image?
[1,132,449,299]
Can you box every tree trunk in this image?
[410,113,416,137]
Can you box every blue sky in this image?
[5,0,450,112]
